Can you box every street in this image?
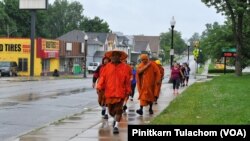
[0,77,96,141]
[0,56,197,141]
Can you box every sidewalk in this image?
[13,77,196,141]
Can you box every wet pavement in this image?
[2,58,213,141]
[12,78,196,141]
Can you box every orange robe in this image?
[96,64,107,106]
[155,64,164,98]
[123,62,133,102]
[136,61,161,106]
[97,62,131,104]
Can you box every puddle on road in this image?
[7,88,86,102]
[0,101,19,107]
[68,116,82,120]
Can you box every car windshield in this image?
[0,62,10,67]
[89,62,99,66]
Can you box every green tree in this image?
[36,10,50,38]
[0,1,10,36]
[2,0,30,37]
[201,0,250,76]
[160,32,171,63]
[45,0,84,38]
[200,22,234,63]
[160,30,186,64]
[0,0,111,38]
[80,16,110,32]
[42,0,110,37]
[241,9,250,68]
[1,0,51,38]
[174,32,187,55]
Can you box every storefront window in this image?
[42,59,50,73]
[18,58,28,71]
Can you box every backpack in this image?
[184,67,190,77]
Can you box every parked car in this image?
[87,62,100,73]
[0,61,18,76]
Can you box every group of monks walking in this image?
[92,50,164,134]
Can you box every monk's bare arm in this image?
[137,62,151,74]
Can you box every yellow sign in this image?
[193,41,199,48]
[41,39,59,50]
[0,40,30,53]
[193,48,199,59]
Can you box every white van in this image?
[87,62,100,73]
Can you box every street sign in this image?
[221,48,236,74]
[222,48,236,57]
[193,48,199,60]
[222,48,236,53]
[224,52,237,57]
[170,49,174,55]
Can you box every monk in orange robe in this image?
[92,56,111,119]
[96,50,131,134]
[136,54,161,115]
[154,60,165,104]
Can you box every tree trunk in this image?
[235,13,244,76]
[235,43,242,76]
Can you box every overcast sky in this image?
[50,0,226,39]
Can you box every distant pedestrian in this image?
[122,61,136,113]
[52,69,59,77]
[183,62,190,86]
[170,62,184,95]
[129,61,137,101]
[136,54,161,116]
[92,56,111,119]
[180,64,185,87]
[96,50,131,134]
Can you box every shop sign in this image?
[41,39,59,50]
[41,51,59,58]
[0,43,29,53]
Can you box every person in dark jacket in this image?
[183,62,190,86]
[92,57,111,119]
[52,69,59,77]
[129,61,137,101]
